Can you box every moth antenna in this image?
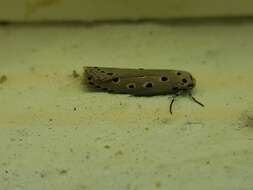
[190,95,205,107]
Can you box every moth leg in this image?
[190,95,205,107]
[169,98,174,115]
[169,95,178,115]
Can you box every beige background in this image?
[0,19,253,189]
[1,0,253,21]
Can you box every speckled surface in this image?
[1,0,253,21]
[0,20,253,190]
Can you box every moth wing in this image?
[85,67,148,82]
[85,67,177,83]
[84,67,116,82]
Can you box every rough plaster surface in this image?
[1,0,253,21]
[0,20,253,190]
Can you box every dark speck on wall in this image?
[40,172,46,178]
[35,171,47,178]
[115,150,123,156]
[104,145,111,149]
[0,75,7,84]
[72,70,80,78]
[85,152,90,159]
[155,181,161,188]
[238,110,253,129]
[149,31,154,35]
[59,169,68,175]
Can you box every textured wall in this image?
[1,0,253,21]
[1,20,253,189]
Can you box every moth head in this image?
[172,71,196,93]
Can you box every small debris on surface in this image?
[115,150,123,156]
[155,181,161,188]
[0,75,7,84]
[72,70,80,78]
[104,145,111,149]
[238,110,253,129]
[58,169,68,175]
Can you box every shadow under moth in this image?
[84,66,204,114]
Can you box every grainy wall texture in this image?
[1,0,253,21]
[0,20,253,189]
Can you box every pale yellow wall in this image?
[1,21,253,190]
[1,0,253,21]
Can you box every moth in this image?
[84,66,204,114]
